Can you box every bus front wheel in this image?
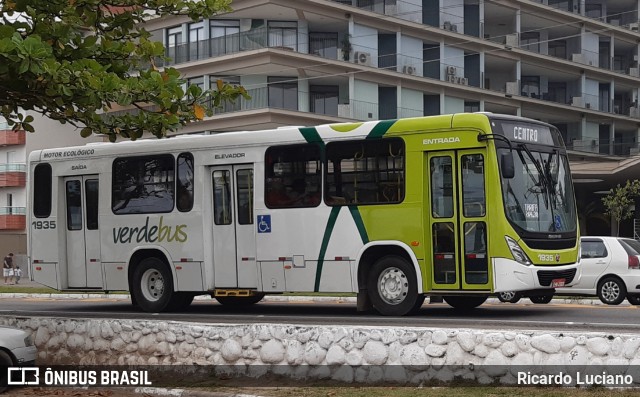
[367,255,420,316]
[443,295,487,310]
[132,257,174,313]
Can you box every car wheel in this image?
[367,255,420,316]
[497,291,521,303]
[529,294,553,304]
[597,277,626,305]
[443,296,488,310]
[216,293,265,306]
[627,295,640,305]
[0,350,13,393]
[131,257,174,313]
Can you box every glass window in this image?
[431,156,453,217]
[177,153,194,212]
[326,138,405,205]
[85,179,99,230]
[112,155,175,214]
[461,154,485,217]
[210,20,240,55]
[66,180,82,231]
[166,26,184,64]
[521,76,540,98]
[620,238,640,255]
[268,21,297,51]
[265,144,321,208]
[464,222,488,284]
[309,32,338,58]
[548,40,567,59]
[236,169,254,225]
[268,77,298,110]
[188,22,205,60]
[310,85,339,116]
[581,239,607,258]
[33,164,52,218]
[213,170,232,224]
[433,222,456,284]
[520,32,540,53]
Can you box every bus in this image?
[28,113,580,315]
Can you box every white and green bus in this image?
[28,113,580,315]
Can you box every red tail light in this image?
[628,256,639,269]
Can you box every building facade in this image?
[0,117,101,257]
[140,0,640,234]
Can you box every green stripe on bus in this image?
[300,127,325,148]
[348,205,369,244]
[314,206,342,292]
[366,119,396,139]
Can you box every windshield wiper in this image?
[519,144,551,209]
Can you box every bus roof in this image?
[29,113,552,163]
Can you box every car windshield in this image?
[499,147,576,233]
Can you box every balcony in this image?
[0,129,26,146]
[0,163,27,187]
[0,207,26,230]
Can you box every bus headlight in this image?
[505,236,532,266]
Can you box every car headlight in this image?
[24,334,34,347]
[505,236,532,266]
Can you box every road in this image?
[0,296,638,332]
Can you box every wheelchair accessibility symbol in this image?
[257,215,271,233]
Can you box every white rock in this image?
[483,350,508,376]
[332,365,354,383]
[483,333,505,348]
[515,334,531,351]
[417,331,432,347]
[425,345,446,358]
[221,339,242,362]
[400,332,418,345]
[137,334,156,355]
[586,337,610,356]
[624,338,640,359]
[560,336,576,352]
[346,349,363,366]
[259,340,285,364]
[34,328,50,348]
[457,332,475,352]
[400,344,428,366]
[304,342,327,365]
[178,341,194,358]
[473,344,489,358]
[432,330,448,345]
[363,340,388,365]
[500,341,518,358]
[611,337,623,356]
[444,342,465,366]
[110,337,126,352]
[382,329,398,344]
[326,345,346,365]
[531,335,561,354]
[318,331,334,349]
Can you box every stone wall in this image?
[1,316,639,385]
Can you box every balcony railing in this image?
[0,207,26,230]
[0,163,26,187]
[0,129,26,146]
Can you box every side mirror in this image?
[501,152,515,179]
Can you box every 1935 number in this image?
[32,221,56,230]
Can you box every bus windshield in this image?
[499,146,576,233]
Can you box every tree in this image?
[602,179,640,236]
[0,0,249,141]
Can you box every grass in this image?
[198,386,640,397]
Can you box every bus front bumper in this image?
[492,258,581,293]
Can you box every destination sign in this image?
[491,120,560,146]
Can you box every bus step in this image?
[214,289,254,297]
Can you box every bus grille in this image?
[537,269,577,286]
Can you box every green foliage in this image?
[602,179,640,236]
[0,0,250,140]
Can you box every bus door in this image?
[427,150,489,290]
[210,165,257,288]
[63,175,101,288]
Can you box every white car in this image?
[0,325,37,392]
[498,236,640,305]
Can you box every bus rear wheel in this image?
[367,255,420,316]
[216,293,265,306]
[443,295,487,310]
[132,257,174,313]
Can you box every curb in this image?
[0,291,631,306]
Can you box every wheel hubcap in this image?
[601,281,620,302]
[378,267,408,305]
[501,292,515,300]
[141,269,164,302]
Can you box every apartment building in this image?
[139,0,640,234]
[0,117,101,257]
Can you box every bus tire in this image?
[367,255,420,316]
[166,292,196,311]
[497,291,521,303]
[597,277,626,305]
[131,257,174,313]
[216,293,265,306]
[529,294,553,304]
[443,295,487,310]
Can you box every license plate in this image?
[551,278,566,288]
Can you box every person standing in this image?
[3,253,14,284]
[14,266,21,284]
